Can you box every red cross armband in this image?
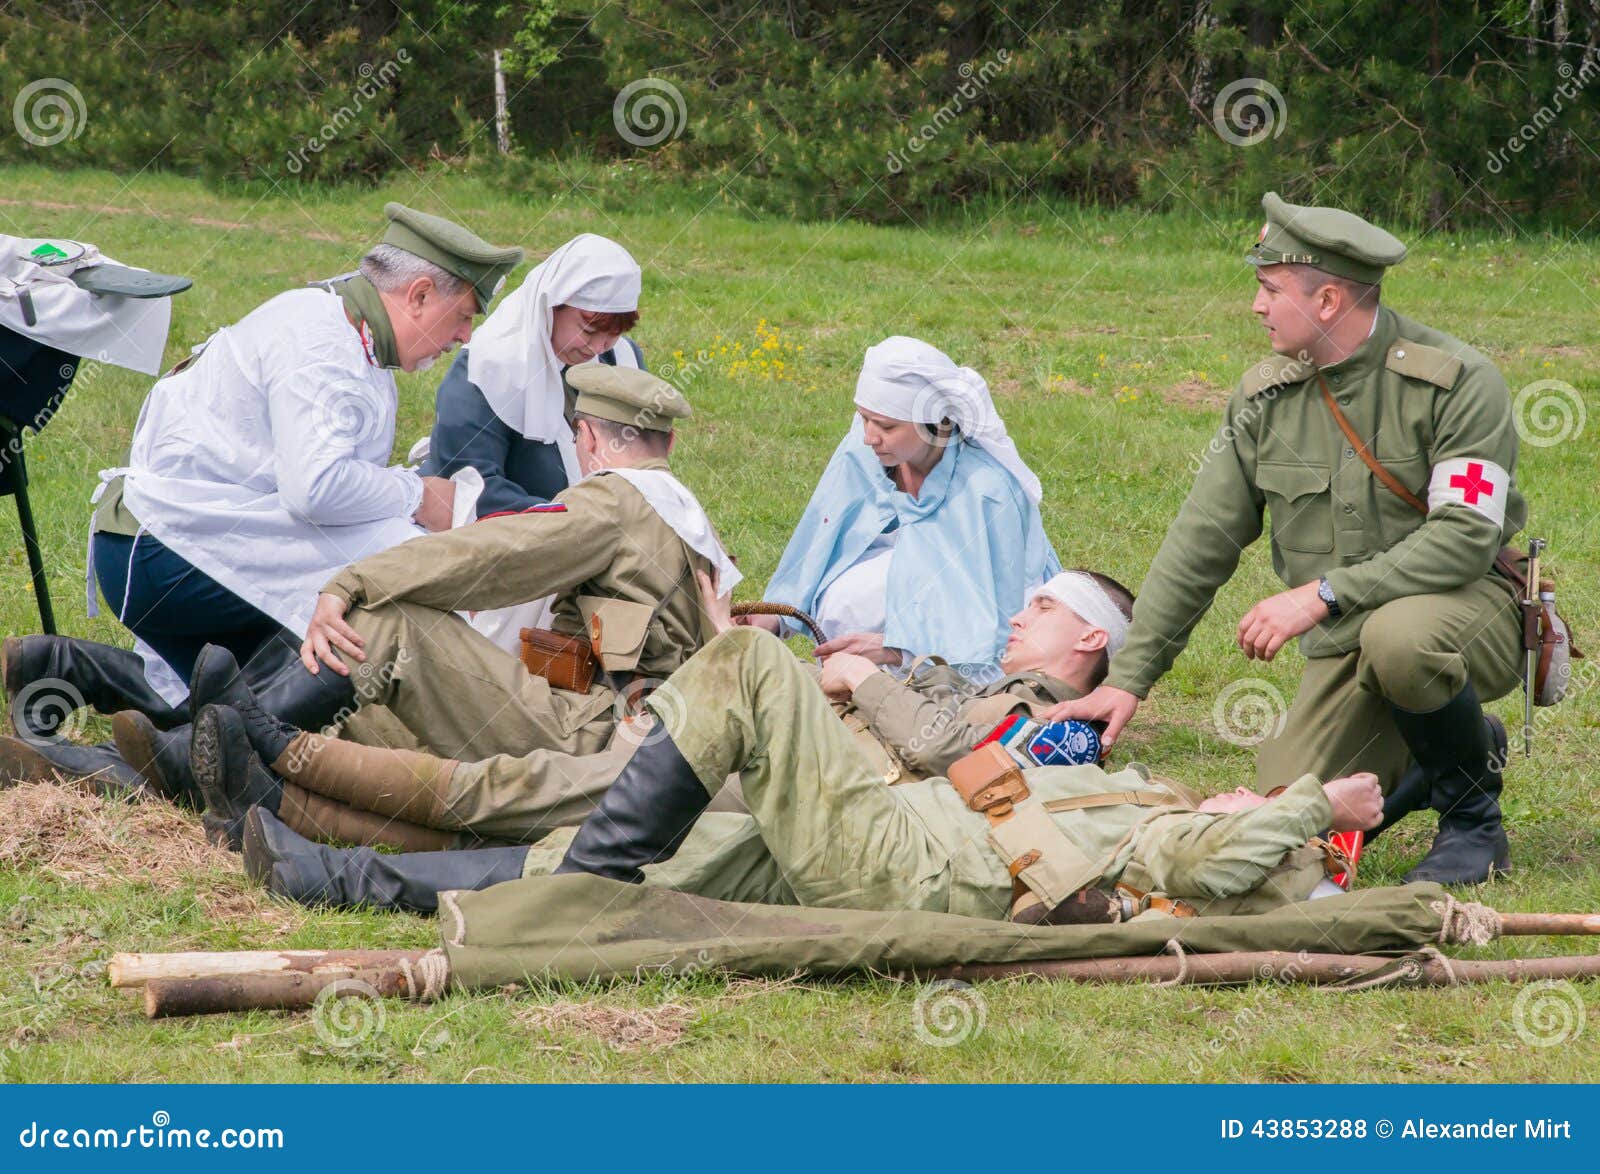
[1427,457,1508,528]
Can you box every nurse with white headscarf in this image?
[421,233,645,518]
[760,336,1060,676]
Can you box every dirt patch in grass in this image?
[1163,378,1228,409]
[517,1000,697,1052]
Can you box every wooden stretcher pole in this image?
[1497,912,1600,936]
[912,949,1600,987]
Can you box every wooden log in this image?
[110,949,427,989]
[143,966,420,1019]
[1498,912,1600,936]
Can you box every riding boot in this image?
[0,735,147,796]
[1390,682,1512,885]
[3,634,185,736]
[554,722,708,884]
[242,806,527,913]
[118,639,357,809]
[112,712,202,808]
[1368,762,1429,841]
[190,643,355,733]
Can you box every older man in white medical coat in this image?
[2,205,521,795]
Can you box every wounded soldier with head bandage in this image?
[195,570,1378,923]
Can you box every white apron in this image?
[108,287,427,652]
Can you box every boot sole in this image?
[191,706,248,851]
[241,806,275,887]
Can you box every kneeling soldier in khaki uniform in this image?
[108,366,731,813]
[234,627,1382,917]
[186,570,1132,857]
[1051,191,1528,886]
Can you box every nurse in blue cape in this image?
[756,336,1060,678]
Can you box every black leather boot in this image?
[241,806,526,913]
[3,634,185,737]
[1391,683,1512,885]
[1369,761,1428,841]
[554,723,709,883]
[112,711,201,807]
[191,642,356,733]
[190,705,288,851]
[0,735,146,796]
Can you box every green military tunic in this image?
[518,630,1337,919]
[1108,305,1525,793]
[318,457,715,763]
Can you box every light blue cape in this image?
[764,420,1060,669]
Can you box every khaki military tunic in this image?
[536,629,1336,919]
[1106,307,1525,793]
[318,457,715,762]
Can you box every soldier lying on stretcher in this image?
[195,578,1384,923]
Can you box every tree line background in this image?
[3,1,1598,229]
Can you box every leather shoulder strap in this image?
[1317,373,1428,515]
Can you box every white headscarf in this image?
[1035,571,1130,657]
[852,336,1042,503]
[465,234,641,477]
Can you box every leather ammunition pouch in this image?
[519,614,602,694]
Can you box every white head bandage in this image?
[1035,571,1130,658]
[852,335,1043,503]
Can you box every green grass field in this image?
[2,164,1598,1082]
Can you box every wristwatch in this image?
[1317,576,1341,619]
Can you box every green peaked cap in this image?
[566,364,691,432]
[381,202,524,311]
[1245,191,1407,285]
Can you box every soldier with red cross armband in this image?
[1050,191,1529,886]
